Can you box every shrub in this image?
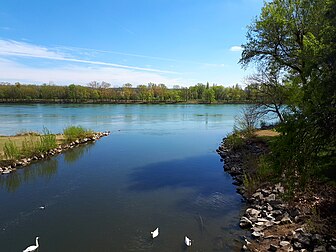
[63,126,93,142]
[225,133,245,151]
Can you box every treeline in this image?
[0,81,261,104]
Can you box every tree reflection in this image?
[0,159,58,192]
[63,143,92,164]
[0,143,94,192]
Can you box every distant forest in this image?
[0,81,263,104]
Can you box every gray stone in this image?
[297,235,311,247]
[328,245,336,251]
[266,193,276,202]
[280,241,291,247]
[312,234,324,244]
[280,216,292,225]
[251,231,264,238]
[252,192,264,200]
[246,208,260,218]
[239,217,253,228]
[314,245,327,252]
[271,210,283,217]
[293,242,303,249]
[269,244,278,251]
[261,189,271,196]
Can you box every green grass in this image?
[4,140,21,160]
[63,126,94,142]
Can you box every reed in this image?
[3,140,21,160]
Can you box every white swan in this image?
[23,237,39,252]
[185,236,192,246]
[151,227,159,238]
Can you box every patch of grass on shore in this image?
[63,126,94,142]
[0,128,58,161]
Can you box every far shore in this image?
[0,99,253,105]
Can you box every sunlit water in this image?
[0,104,248,251]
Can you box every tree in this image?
[246,68,288,122]
[240,0,325,85]
[202,88,215,104]
[122,83,133,101]
[240,0,336,182]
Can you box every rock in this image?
[295,228,306,234]
[280,216,292,225]
[297,235,311,247]
[246,208,261,218]
[271,210,283,217]
[264,235,278,239]
[240,217,253,228]
[252,231,264,238]
[261,189,271,196]
[314,245,327,252]
[265,193,275,202]
[269,244,278,251]
[276,186,284,194]
[252,226,265,232]
[280,241,291,247]
[312,234,324,244]
[329,245,336,251]
[266,203,273,211]
[289,208,301,218]
[293,242,303,249]
[252,192,264,200]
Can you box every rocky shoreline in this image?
[0,131,110,175]
[216,137,336,252]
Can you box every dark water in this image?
[0,104,247,251]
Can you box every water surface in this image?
[0,104,247,251]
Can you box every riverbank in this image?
[217,130,336,251]
[0,131,110,175]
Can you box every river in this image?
[0,104,247,251]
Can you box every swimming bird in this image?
[23,237,39,252]
[151,227,159,238]
[39,206,45,210]
[185,236,192,246]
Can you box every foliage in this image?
[240,0,336,185]
[63,126,93,142]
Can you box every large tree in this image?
[240,0,336,180]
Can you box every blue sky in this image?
[0,0,263,87]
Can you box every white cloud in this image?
[0,58,181,86]
[0,39,175,74]
[229,46,243,52]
